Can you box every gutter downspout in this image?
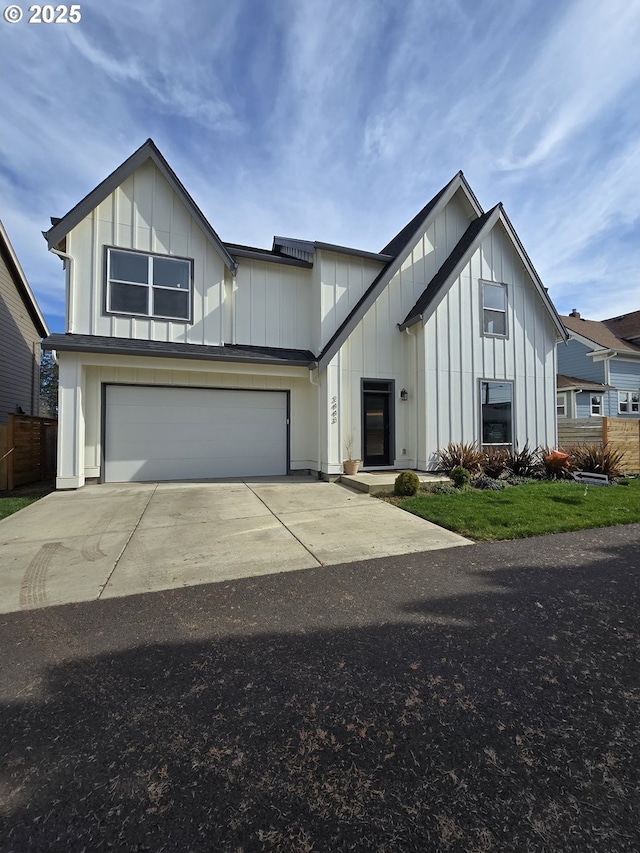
[309,367,322,477]
[50,247,75,333]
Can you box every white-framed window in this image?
[590,394,602,416]
[106,247,193,322]
[556,393,567,418]
[481,281,508,337]
[481,380,513,447]
[618,391,640,414]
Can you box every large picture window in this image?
[106,248,192,321]
[482,281,508,337]
[481,381,513,447]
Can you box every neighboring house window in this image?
[618,391,640,414]
[482,281,508,337]
[590,395,602,416]
[481,381,513,447]
[106,248,192,321]
[556,393,567,418]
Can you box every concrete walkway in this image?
[0,477,470,613]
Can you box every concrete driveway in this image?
[0,476,470,613]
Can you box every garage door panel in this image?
[105,386,287,482]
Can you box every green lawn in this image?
[398,479,640,541]
[0,496,40,521]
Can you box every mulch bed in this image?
[1,525,639,852]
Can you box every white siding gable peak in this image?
[44,139,237,273]
[316,171,482,369]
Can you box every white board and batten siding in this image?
[334,190,473,466]
[233,261,313,351]
[68,159,227,345]
[80,359,319,481]
[422,222,558,465]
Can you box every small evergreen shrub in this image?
[474,474,507,491]
[394,470,421,496]
[449,466,471,489]
[436,442,482,474]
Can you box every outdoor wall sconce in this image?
[400,388,408,402]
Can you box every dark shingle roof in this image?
[400,207,498,328]
[380,172,462,256]
[557,374,612,391]
[603,310,640,343]
[561,314,640,354]
[42,334,316,367]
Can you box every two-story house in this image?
[557,310,640,421]
[42,139,566,488]
[0,220,49,424]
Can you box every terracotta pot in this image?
[343,459,361,475]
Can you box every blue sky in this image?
[1,0,638,334]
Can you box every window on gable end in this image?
[481,281,508,337]
[106,247,193,322]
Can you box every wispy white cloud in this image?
[0,0,637,329]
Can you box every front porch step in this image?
[340,471,449,495]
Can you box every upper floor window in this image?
[590,394,602,416]
[106,248,193,322]
[618,391,639,414]
[482,281,508,337]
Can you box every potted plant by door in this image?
[343,436,361,475]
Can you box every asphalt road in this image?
[2,523,639,852]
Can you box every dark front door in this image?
[362,381,393,466]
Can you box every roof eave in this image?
[0,220,49,337]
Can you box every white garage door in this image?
[104,385,288,482]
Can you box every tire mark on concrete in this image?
[19,542,62,609]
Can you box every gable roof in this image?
[399,204,566,339]
[400,207,497,329]
[0,220,49,337]
[44,139,237,272]
[603,310,640,344]
[317,171,481,369]
[380,171,483,255]
[561,313,640,355]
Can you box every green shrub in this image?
[568,443,627,478]
[449,466,471,488]
[436,442,482,474]
[394,470,421,496]
[481,447,509,479]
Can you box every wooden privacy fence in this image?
[558,417,640,474]
[0,414,57,490]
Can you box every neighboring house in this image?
[557,310,640,420]
[42,139,566,488]
[0,220,49,424]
